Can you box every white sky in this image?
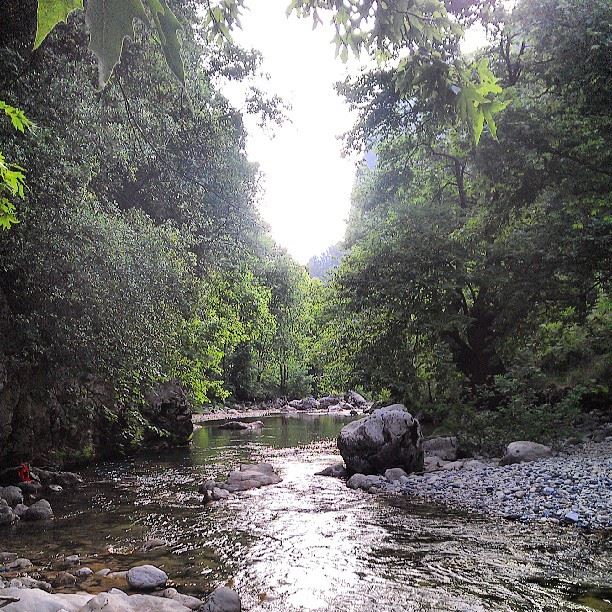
[222,3,487,264]
[222,1,359,264]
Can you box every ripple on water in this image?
[1,415,610,611]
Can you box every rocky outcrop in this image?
[500,441,552,465]
[338,404,424,475]
[0,358,193,468]
[143,382,193,448]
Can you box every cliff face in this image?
[0,361,193,468]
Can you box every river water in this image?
[2,414,611,611]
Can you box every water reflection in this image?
[0,414,610,611]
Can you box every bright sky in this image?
[223,3,487,265]
[222,1,359,264]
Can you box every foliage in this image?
[0,101,32,230]
[316,0,611,440]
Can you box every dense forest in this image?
[0,0,610,465]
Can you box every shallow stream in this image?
[2,414,611,611]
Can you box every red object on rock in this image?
[16,463,31,482]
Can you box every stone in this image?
[500,441,552,466]
[211,488,230,501]
[54,572,77,587]
[0,486,23,507]
[347,473,385,491]
[423,436,459,461]
[14,576,52,592]
[7,559,32,571]
[563,511,580,523]
[95,569,112,577]
[0,499,16,526]
[23,499,53,521]
[0,587,91,611]
[75,567,93,578]
[144,381,193,447]
[338,404,424,475]
[346,390,367,406]
[126,564,168,590]
[219,463,282,493]
[0,552,18,564]
[65,554,80,566]
[318,396,341,409]
[48,484,63,494]
[217,421,263,431]
[200,586,241,612]
[158,588,204,610]
[384,468,408,482]
[142,539,168,552]
[315,463,347,478]
[80,591,192,611]
[31,469,83,488]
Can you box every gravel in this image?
[388,441,612,529]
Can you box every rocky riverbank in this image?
[335,439,612,530]
[0,552,241,612]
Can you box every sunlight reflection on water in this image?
[1,414,610,611]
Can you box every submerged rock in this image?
[315,463,347,478]
[500,441,552,465]
[220,463,282,493]
[217,421,263,431]
[338,404,424,475]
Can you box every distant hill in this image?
[308,244,345,280]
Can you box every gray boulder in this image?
[0,587,90,611]
[423,436,459,461]
[500,441,552,465]
[338,404,423,475]
[346,473,386,492]
[384,467,408,482]
[126,564,167,590]
[200,586,241,612]
[0,486,23,507]
[23,499,53,521]
[219,463,282,493]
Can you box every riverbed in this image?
[1,414,611,611]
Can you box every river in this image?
[2,414,611,611]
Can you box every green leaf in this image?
[144,0,185,84]
[85,0,148,88]
[34,0,83,49]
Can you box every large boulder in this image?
[423,436,459,461]
[338,404,423,475]
[500,441,552,465]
